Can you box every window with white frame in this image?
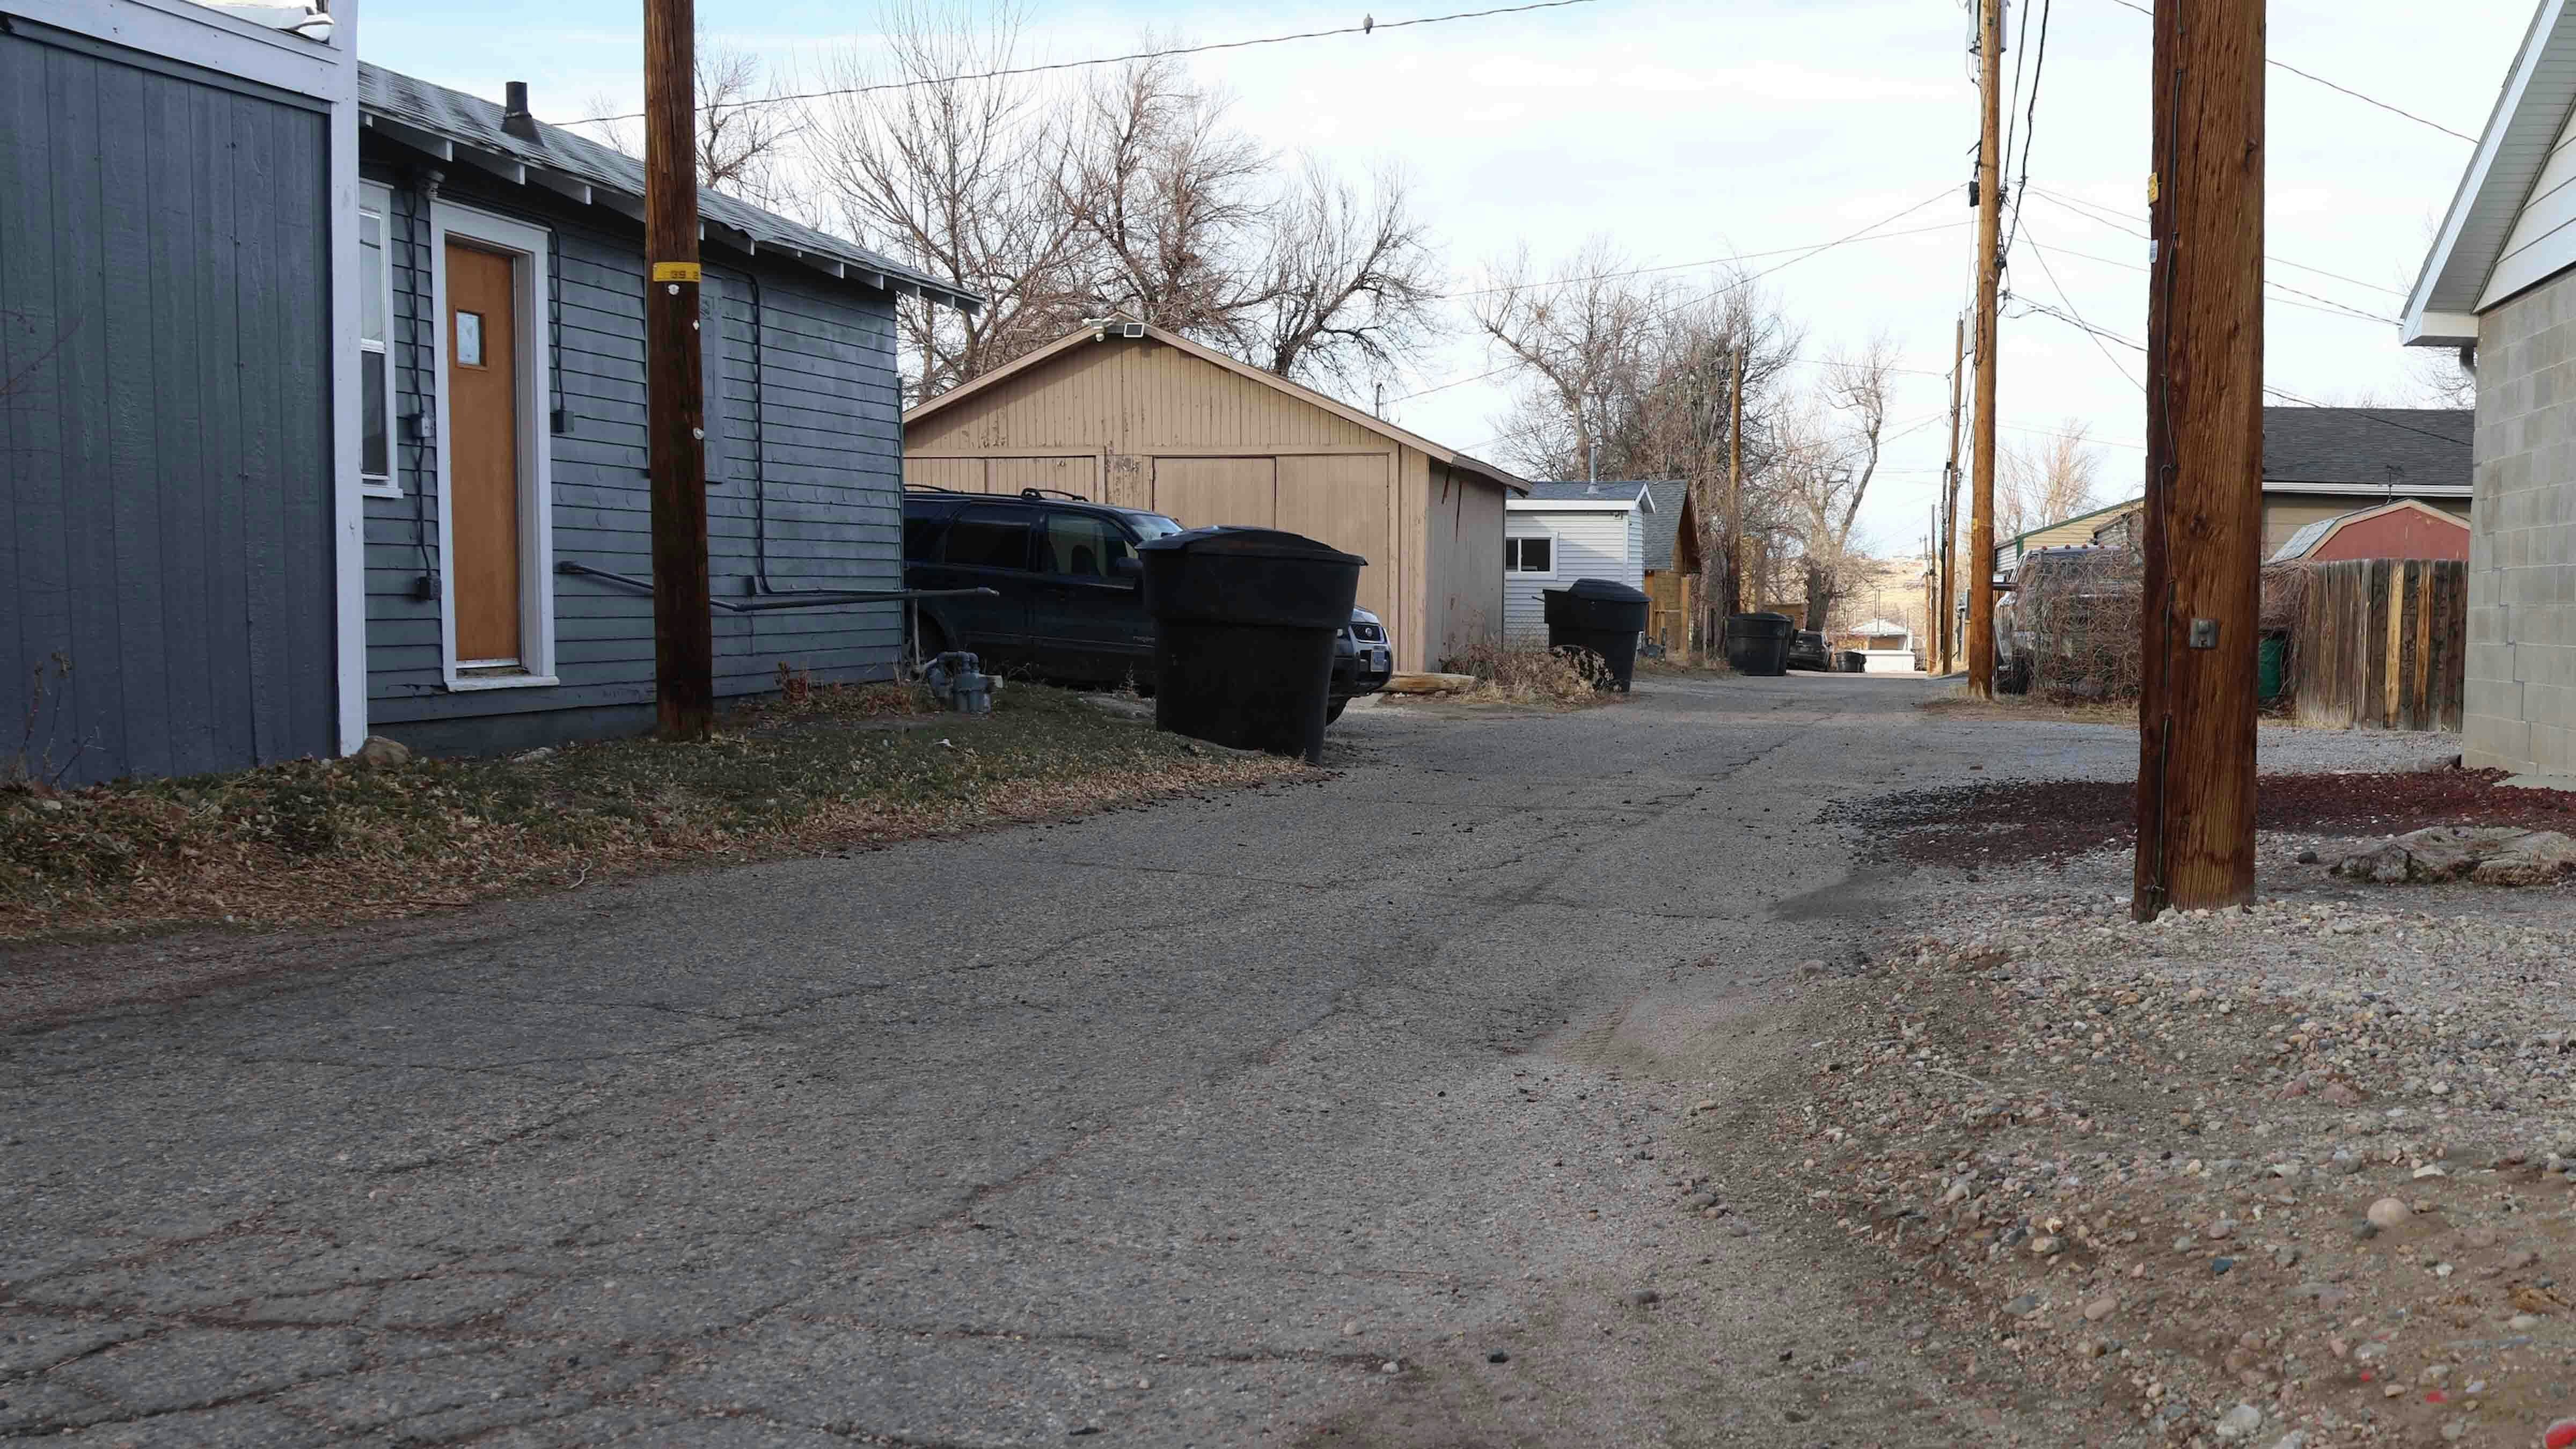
[359,183,396,495]
[1504,535,1554,574]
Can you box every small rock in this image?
[2418,1364,2453,1387]
[2029,1235,2062,1257]
[2084,1294,2118,1322]
[2367,1197,2411,1230]
[2212,1257,2236,1276]
[2273,1246,2303,1270]
[1487,1350,1510,1364]
[2207,1218,2237,1241]
[352,735,412,769]
[1381,1361,1399,1374]
[510,745,556,764]
[1627,1290,1660,1308]
[2213,1402,2265,1441]
[2003,1293,2042,1318]
[2512,1313,2541,1330]
[1342,1320,1360,1337]
[2296,848,2321,865]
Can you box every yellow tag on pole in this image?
[2146,172,2160,205]
[652,262,702,283]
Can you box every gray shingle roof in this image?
[357,65,977,312]
[1517,481,1654,504]
[2262,407,2471,491]
[1638,481,1688,570]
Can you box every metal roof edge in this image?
[2404,0,2574,335]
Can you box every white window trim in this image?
[1505,532,1558,580]
[358,182,400,500]
[429,201,559,693]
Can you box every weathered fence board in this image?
[2284,559,2465,731]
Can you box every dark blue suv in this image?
[901,488,1392,717]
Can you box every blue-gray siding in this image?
[359,163,906,729]
[0,27,338,784]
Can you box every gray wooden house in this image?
[2,0,974,783]
[355,68,975,755]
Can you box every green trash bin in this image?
[2258,631,2289,704]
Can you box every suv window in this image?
[944,504,1035,570]
[903,502,958,562]
[1040,511,1133,579]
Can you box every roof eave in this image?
[2404,0,2576,335]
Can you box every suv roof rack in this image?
[901,482,968,495]
[1016,487,1086,501]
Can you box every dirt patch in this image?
[0,683,1308,943]
[1732,889,2576,1448]
[1835,770,2576,869]
[1918,691,2140,726]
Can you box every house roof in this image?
[1516,481,1657,508]
[2262,407,2473,493]
[1638,481,1689,570]
[903,319,1527,494]
[2267,497,2472,562]
[356,65,977,312]
[2405,0,2576,345]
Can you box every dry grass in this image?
[1634,651,1735,679]
[0,683,1306,942]
[1440,639,1619,708]
[1916,683,2138,725]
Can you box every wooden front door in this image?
[447,241,522,665]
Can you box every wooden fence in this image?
[2281,559,2465,731]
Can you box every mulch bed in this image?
[1835,768,2576,868]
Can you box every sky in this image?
[360,0,2533,559]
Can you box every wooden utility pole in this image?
[645,0,713,740]
[2134,0,2266,919]
[1939,313,1965,675]
[1723,342,1746,618]
[1966,0,2004,699]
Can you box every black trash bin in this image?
[1722,612,1795,676]
[1542,579,1652,691]
[1139,526,1364,764]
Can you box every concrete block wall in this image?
[2471,267,2576,775]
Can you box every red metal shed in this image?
[2268,499,2469,564]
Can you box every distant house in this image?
[1834,618,1919,674]
[1638,482,1702,654]
[2002,407,2472,571]
[2268,499,2471,564]
[2403,0,2576,777]
[902,319,1526,673]
[1502,482,1655,645]
[1,0,976,780]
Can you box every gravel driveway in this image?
[0,676,2473,1446]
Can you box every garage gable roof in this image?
[2267,497,2470,562]
[904,320,1529,495]
[2403,0,2576,344]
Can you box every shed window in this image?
[359,183,395,494]
[1505,536,1554,574]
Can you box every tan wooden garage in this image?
[902,320,1527,672]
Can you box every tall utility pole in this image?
[2134,0,2266,919]
[1724,341,1746,618]
[1939,313,1965,675]
[645,0,713,740]
[1966,0,2004,699]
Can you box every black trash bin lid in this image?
[1556,577,1650,604]
[1137,525,1366,567]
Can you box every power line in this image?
[568,0,1604,127]
[1433,222,1968,301]
[2024,187,2408,297]
[2090,0,2477,144]
[1392,188,1958,404]
[2016,221,2142,391]
[1999,0,2053,260]
[2019,237,2398,325]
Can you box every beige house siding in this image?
[904,333,1516,671]
[2466,267,2576,775]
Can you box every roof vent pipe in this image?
[503,81,538,140]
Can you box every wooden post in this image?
[2133,0,2265,919]
[1966,0,2004,699]
[1940,313,1965,676]
[645,0,713,741]
[1723,342,1746,619]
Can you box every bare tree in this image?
[1996,418,2103,540]
[1472,236,1666,481]
[1773,336,1894,630]
[800,1,1094,400]
[1252,159,1444,392]
[1057,54,1275,346]
[586,35,803,214]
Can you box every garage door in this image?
[1151,455,1394,620]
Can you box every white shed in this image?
[1503,482,1653,645]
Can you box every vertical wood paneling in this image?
[0,34,336,782]
[2286,560,2467,731]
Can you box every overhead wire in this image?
[567,0,1603,126]
[2089,0,2477,144]
[2024,187,2409,298]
